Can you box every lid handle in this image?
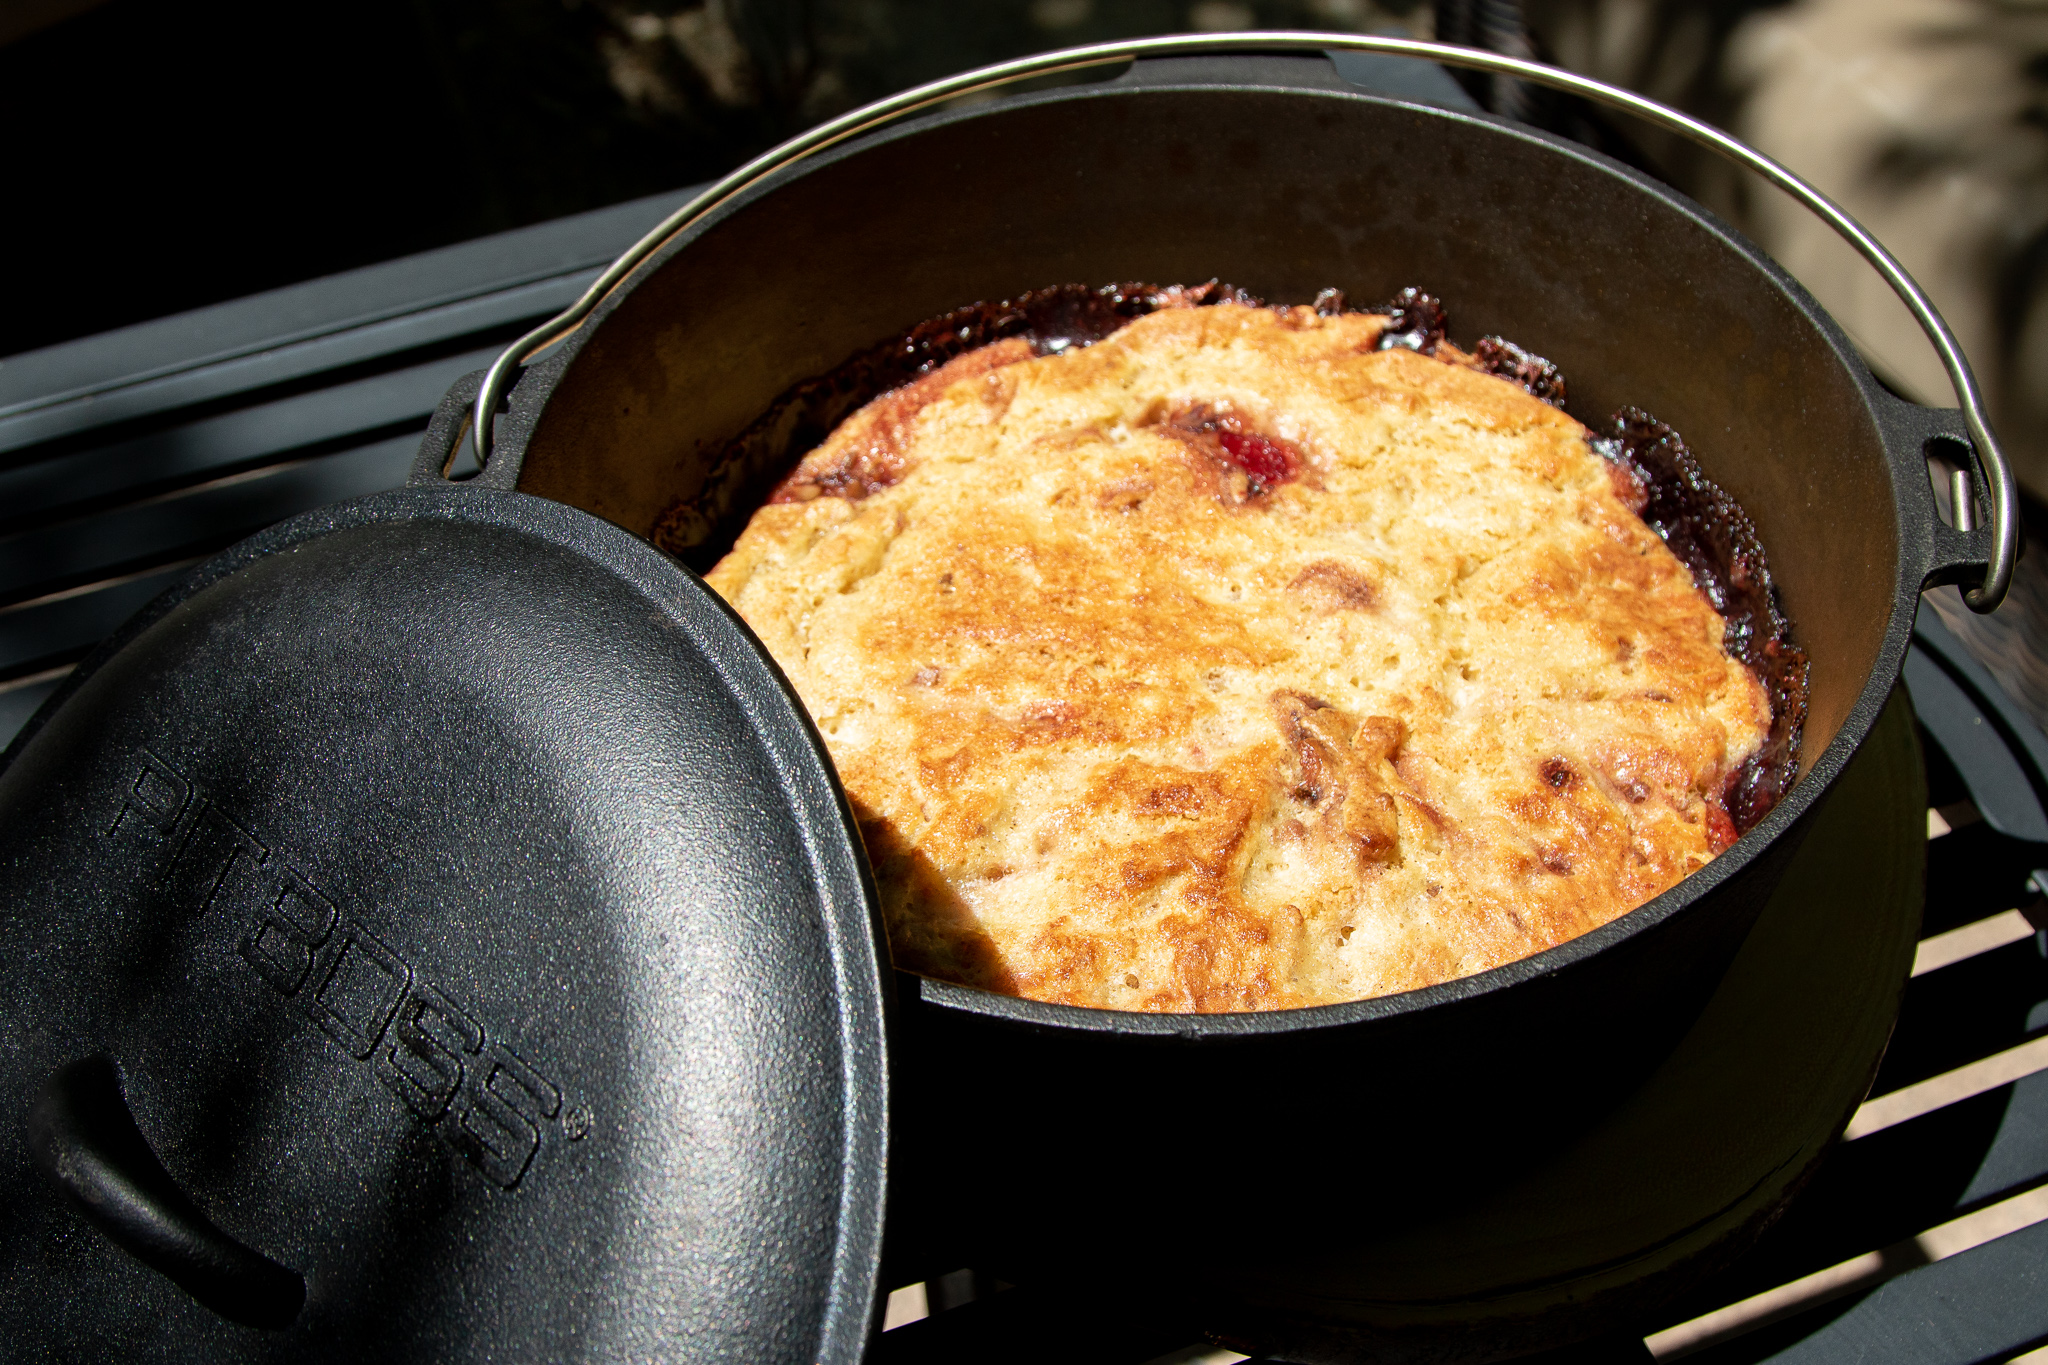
[26,1056,305,1330]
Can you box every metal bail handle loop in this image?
[473,31,2019,613]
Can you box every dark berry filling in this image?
[1218,430,1299,489]
[1154,403,1305,498]
[1370,286,1448,355]
[1474,336,1568,408]
[1591,409,1810,835]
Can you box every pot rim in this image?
[487,56,1976,1039]
[470,33,2015,614]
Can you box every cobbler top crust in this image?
[705,301,1773,1012]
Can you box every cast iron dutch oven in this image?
[458,27,2016,1302]
[0,33,2018,1365]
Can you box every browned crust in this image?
[706,302,1775,1012]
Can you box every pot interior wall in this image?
[517,79,1900,774]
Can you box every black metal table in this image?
[7,180,2048,1365]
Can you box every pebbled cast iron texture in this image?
[480,54,1995,1359]
[0,485,889,1363]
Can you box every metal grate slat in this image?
[0,347,496,537]
[0,565,190,682]
[1874,935,2048,1092]
[1685,1214,2048,1363]
[1920,824,2041,935]
[0,433,421,632]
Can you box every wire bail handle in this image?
[472,31,2017,613]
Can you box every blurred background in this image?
[6,0,2045,472]
[6,0,2048,482]
[8,1,2048,479]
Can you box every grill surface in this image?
[7,176,2048,1365]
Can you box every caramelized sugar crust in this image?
[706,303,1773,1012]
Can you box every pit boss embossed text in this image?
[105,749,582,1189]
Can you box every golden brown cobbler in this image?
[703,300,1774,1012]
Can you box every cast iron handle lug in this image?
[410,368,519,491]
[26,1056,305,1330]
[465,31,2019,613]
[1887,398,2004,592]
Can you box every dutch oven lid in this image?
[0,485,889,1362]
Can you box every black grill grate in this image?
[8,193,2048,1365]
